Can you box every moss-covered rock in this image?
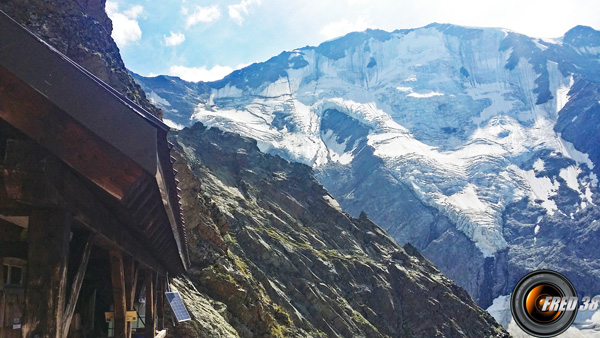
[171,123,509,338]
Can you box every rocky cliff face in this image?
[169,123,507,337]
[3,2,510,336]
[134,24,600,314]
[0,0,162,118]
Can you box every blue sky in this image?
[106,0,600,82]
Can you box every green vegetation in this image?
[351,309,378,332]
[231,253,252,279]
[273,303,292,325]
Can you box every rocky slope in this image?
[134,24,600,316]
[168,122,507,337]
[0,0,162,118]
[2,2,512,336]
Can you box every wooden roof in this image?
[0,11,189,275]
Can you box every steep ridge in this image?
[169,123,507,337]
[0,2,511,337]
[134,23,600,319]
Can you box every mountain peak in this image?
[564,25,600,47]
[135,20,600,331]
[315,29,393,60]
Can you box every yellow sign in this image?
[104,311,138,322]
[126,311,138,322]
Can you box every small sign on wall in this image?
[105,311,138,322]
[126,311,137,322]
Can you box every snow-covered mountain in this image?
[134,23,600,331]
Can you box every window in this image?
[2,258,26,287]
[3,264,24,286]
[9,266,22,285]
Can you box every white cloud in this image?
[185,5,221,28]
[320,16,374,40]
[168,63,250,82]
[235,62,253,69]
[163,119,185,130]
[228,0,261,25]
[169,65,234,82]
[105,0,118,15]
[106,1,143,47]
[124,5,143,18]
[164,31,186,46]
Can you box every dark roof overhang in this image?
[0,10,189,275]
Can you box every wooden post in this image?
[84,289,96,333]
[156,277,164,330]
[62,232,94,335]
[144,272,155,338]
[23,209,71,338]
[124,256,138,338]
[0,291,4,338]
[110,250,128,338]
[0,259,4,338]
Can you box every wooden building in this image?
[0,10,189,338]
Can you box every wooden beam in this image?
[23,209,71,338]
[62,232,94,336]
[0,66,145,201]
[157,277,165,330]
[0,268,5,338]
[84,289,97,333]
[124,257,138,310]
[3,139,169,275]
[0,15,161,173]
[110,250,128,338]
[0,293,5,338]
[124,256,138,338]
[144,272,155,338]
[0,252,4,290]
[86,223,165,276]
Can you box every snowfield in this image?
[136,23,600,337]
[190,25,593,259]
